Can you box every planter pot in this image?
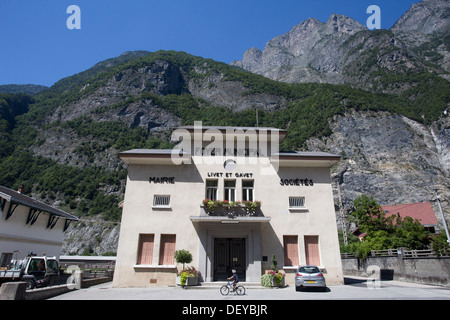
[186,276,198,286]
[272,278,285,287]
[176,275,182,286]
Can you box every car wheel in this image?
[295,286,301,292]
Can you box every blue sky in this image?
[0,0,419,87]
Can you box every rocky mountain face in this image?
[307,112,449,226]
[1,1,448,256]
[231,14,366,85]
[391,0,450,35]
[63,217,120,256]
[391,0,450,78]
[231,0,450,90]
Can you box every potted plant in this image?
[175,249,192,270]
[177,267,199,286]
[260,273,272,287]
[243,200,262,213]
[185,267,199,286]
[202,199,215,211]
[268,270,286,287]
[269,255,285,287]
[175,249,193,285]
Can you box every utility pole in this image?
[434,189,450,244]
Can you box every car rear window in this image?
[299,266,320,273]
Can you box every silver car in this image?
[295,265,326,291]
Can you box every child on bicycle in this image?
[227,269,239,291]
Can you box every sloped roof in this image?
[0,185,79,221]
[382,202,437,226]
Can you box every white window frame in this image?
[242,180,254,202]
[288,196,308,212]
[206,180,218,201]
[152,195,171,209]
[224,180,236,202]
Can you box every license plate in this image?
[306,281,315,284]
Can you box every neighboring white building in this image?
[113,126,344,287]
[0,185,79,266]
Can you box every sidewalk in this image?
[48,277,450,300]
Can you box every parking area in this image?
[49,277,450,300]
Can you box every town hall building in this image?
[113,125,344,287]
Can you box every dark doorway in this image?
[213,238,246,281]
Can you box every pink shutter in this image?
[304,236,320,266]
[283,236,299,266]
[159,234,176,265]
[137,234,154,265]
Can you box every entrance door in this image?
[213,238,246,281]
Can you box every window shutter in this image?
[283,235,299,266]
[137,234,154,265]
[304,236,320,266]
[159,234,176,265]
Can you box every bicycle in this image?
[220,281,246,296]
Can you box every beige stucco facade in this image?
[113,126,344,287]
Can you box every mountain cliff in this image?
[0,0,448,255]
[231,0,450,90]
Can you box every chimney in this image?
[17,185,24,193]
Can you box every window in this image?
[242,180,254,201]
[153,195,170,208]
[28,258,45,273]
[47,260,59,273]
[224,180,236,202]
[0,253,12,268]
[137,234,155,265]
[289,197,306,211]
[299,266,320,273]
[206,180,218,201]
[159,234,176,265]
[304,236,320,266]
[283,235,299,266]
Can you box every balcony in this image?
[190,200,270,224]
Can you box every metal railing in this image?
[201,206,264,217]
[342,248,450,259]
[370,249,398,257]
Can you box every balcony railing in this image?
[200,200,264,217]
